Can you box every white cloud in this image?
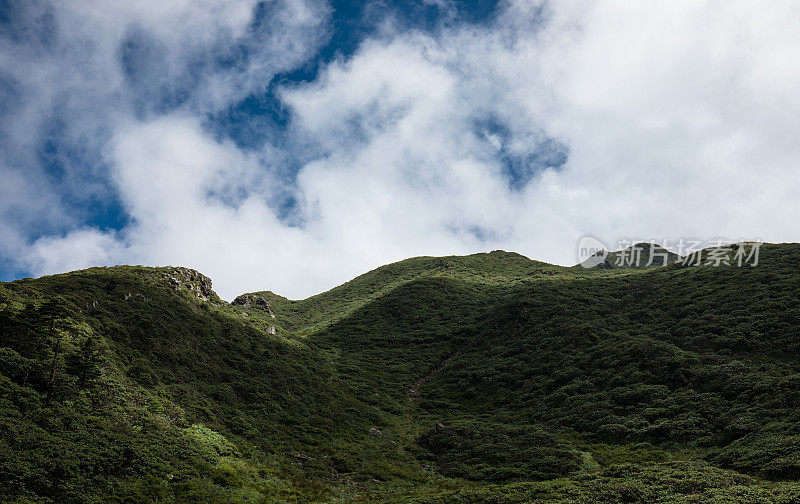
[522,1,800,247]
[26,228,125,275]
[9,0,800,299]
[0,0,328,259]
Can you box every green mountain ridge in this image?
[1,244,800,503]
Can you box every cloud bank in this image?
[2,0,800,299]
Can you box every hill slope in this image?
[1,245,800,503]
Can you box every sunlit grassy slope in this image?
[1,245,800,503]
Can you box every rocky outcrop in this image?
[232,293,276,318]
[162,267,218,302]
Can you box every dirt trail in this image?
[408,352,459,402]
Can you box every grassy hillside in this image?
[1,245,800,502]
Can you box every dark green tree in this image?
[65,335,100,389]
[33,297,79,402]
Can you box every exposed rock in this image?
[162,267,217,302]
[369,427,383,437]
[266,326,277,335]
[232,293,276,318]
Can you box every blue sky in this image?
[1,1,799,299]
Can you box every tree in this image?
[65,335,100,389]
[33,297,80,402]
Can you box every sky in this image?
[1,0,799,300]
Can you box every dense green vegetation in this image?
[1,245,799,502]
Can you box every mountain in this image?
[1,245,800,503]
